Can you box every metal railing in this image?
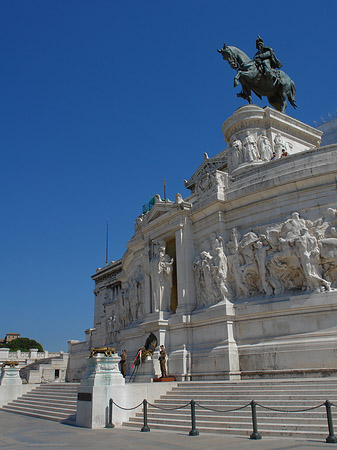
[107,397,337,443]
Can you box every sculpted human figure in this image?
[243,132,259,162]
[193,256,206,307]
[258,132,273,161]
[270,237,300,293]
[200,251,219,305]
[217,41,296,113]
[210,233,229,299]
[294,228,331,292]
[280,212,306,242]
[238,232,260,294]
[117,288,128,330]
[210,232,224,254]
[228,136,242,172]
[157,243,174,311]
[322,208,337,237]
[254,36,282,83]
[128,280,137,323]
[274,133,287,158]
[319,235,337,288]
[150,243,162,312]
[133,265,145,320]
[253,235,273,295]
[227,228,249,298]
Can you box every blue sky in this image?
[1,1,336,351]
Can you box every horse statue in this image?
[217,42,297,113]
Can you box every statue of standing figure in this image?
[151,242,174,312]
[243,132,259,162]
[274,133,287,158]
[228,136,243,172]
[258,133,273,161]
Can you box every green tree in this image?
[0,337,43,352]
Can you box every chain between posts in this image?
[107,397,337,442]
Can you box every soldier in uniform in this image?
[159,345,167,378]
[120,349,127,378]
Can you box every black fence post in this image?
[106,398,114,428]
[250,400,262,440]
[141,399,150,432]
[189,400,199,436]
[325,400,337,443]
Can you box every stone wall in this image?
[68,105,337,381]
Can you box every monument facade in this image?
[67,103,337,382]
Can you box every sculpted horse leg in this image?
[281,90,287,113]
[237,78,253,104]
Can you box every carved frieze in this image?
[193,208,337,306]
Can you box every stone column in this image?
[175,218,196,314]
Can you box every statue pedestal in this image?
[0,365,23,408]
[134,356,155,383]
[76,354,125,428]
[0,365,22,386]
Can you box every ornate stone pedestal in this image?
[76,353,125,428]
[0,363,24,408]
[0,364,22,386]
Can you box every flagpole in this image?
[106,218,109,266]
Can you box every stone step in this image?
[2,404,74,420]
[23,391,77,401]
[0,383,79,423]
[143,411,330,423]
[122,421,328,439]
[172,383,337,394]
[2,407,76,423]
[176,379,337,386]
[127,415,330,432]
[28,388,79,395]
[122,378,337,437]
[12,397,77,407]
[153,398,330,407]
[146,409,331,419]
[10,399,77,413]
[34,386,79,392]
[161,393,337,401]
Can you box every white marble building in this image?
[68,105,337,381]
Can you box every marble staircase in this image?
[123,378,337,438]
[1,383,79,423]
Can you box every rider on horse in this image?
[253,36,283,85]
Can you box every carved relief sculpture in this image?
[228,136,242,172]
[223,209,336,300]
[257,133,273,161]
[274,133,287,157]
[194,233,230,307]
[243,132,259,162]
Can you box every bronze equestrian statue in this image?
[218,37,297,113]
